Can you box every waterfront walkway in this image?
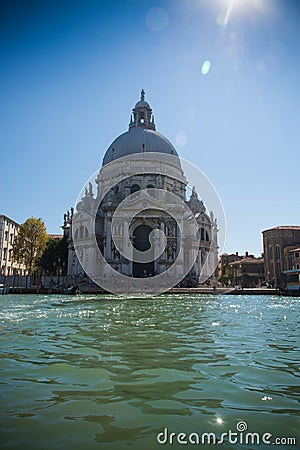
[2,285,280,296]
[1,274,282,296]
[168,287,279,295]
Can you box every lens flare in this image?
[217,0,273,28]
[201,60,211,75]
[145,7,169,32]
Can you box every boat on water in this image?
[280,269,300,296]
[65,285,81,295]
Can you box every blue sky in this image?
[1,0,299,256]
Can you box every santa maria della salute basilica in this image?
[64,91,219,294]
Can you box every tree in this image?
[38,236,68,275]
[12,217,48,272]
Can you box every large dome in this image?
[102,91,179,166]
[102,127,178,166]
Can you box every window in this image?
[268,246,273,260]
[3,248,7,260]
[130,184,140,194]
[275,245,281,261]
[276,260,281,276]
[200,228,205,241]
[4,231,8,241]
[10,233,13,244]
[74,226,89,239]
[295,252,300,258]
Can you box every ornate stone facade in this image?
[66,92,218,287]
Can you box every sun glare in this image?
[219,0,271,27]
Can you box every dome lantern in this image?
[129,90,156,131]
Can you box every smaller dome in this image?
[134,100,151,109]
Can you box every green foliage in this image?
[219,275,229,284]
[38,236,68,275]
[12,218,48,271]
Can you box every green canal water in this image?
[0,294,299,450]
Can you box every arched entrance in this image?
[133,225,154,277]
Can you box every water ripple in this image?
[0,294,299,449]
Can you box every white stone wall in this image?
[0,215,26,276]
